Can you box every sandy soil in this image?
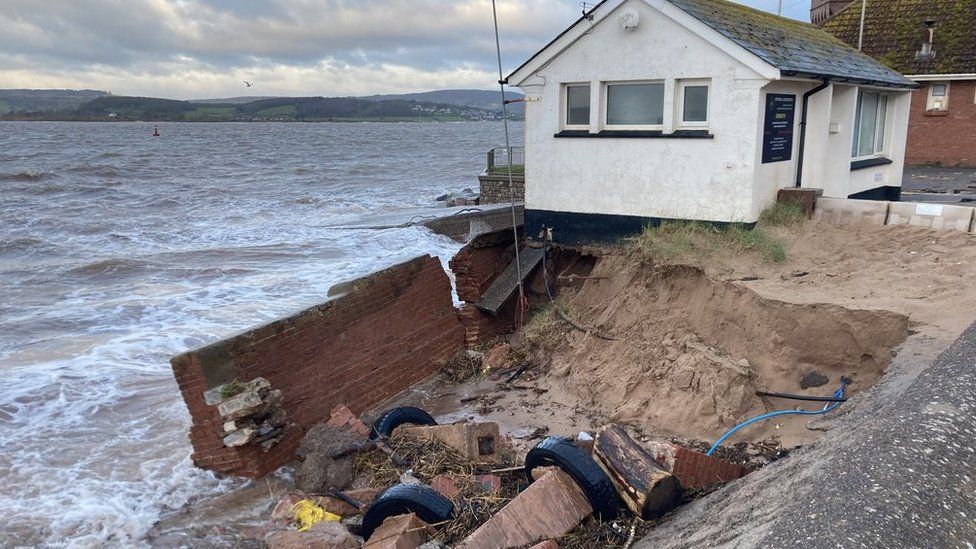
[419,221,976,452]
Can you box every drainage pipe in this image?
[706,378,848,456]
[795,79,830,188]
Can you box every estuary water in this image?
[0,120,520,546]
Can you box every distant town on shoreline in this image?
[0,88,525,122]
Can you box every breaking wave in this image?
[0,119,516,546]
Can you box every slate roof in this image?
[822,0,976,75]
[668,0,915,87]
[508,0,916,88]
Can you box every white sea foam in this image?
[0,120,511,545]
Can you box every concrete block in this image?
[813,197,889,226]
[886,202,975,232]
[458,469,592,549]
[267,522,361,549]
[364,513,429,549]
[642,441,746,490]
[401,422,501,462]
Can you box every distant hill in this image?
[190,96,282,105]
[361,89,524,116]
[1,93,509,122]
[0,89,109,114]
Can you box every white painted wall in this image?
[519,0,768,223]
[513,0,913,226]
[846,89,911,196]
[752,80,811,219]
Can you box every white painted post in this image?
[858,0,868,50]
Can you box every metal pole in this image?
[857,0,867,50]
[491,0,525,314]
[777,0,782,16]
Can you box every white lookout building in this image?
[507,0,917,243]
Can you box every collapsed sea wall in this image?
[171,254,464,478]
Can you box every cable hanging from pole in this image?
[491,0,528,329]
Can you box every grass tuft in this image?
[758,200,807,227]
[632,204,796,264]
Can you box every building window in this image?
[605,82,664,127]
[852,91,888,158]
[565,84,591,127]
[677,79,710,126]
[927,82,949,110]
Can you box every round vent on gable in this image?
[618,9,640,31]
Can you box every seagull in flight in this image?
[244,80,253,88]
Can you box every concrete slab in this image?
[326,203,523,241]
[813,197,889,226]
[887,202,975,232]
[476,246,544,315]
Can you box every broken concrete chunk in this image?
[223,420,237,433]
[222,428,257,447]
[217,387,266,421]
[205,377,271,406]
[297,423,364,460]
[266,521,361,549]
[401,422,501,461]
[458,469,592,549]
[364,513,429,549]
[530,541,559,549]
[297,453,355,493]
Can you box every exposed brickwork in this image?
[645,441,747,490]
[906,81,976,167]
[450,229,520,346]
[449,229,517,303]
[669,446,747,489]
[171,255,464,478]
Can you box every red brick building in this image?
[819,0,976,167]
[810,0,854,25]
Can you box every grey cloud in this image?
[0,0,807,98]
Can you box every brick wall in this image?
[449,229,520,345]
[478,173,525,205]
[171,255,464,478]
[906,81,976,167]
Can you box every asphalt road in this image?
[637,322,976,548]
[903,167,976,204]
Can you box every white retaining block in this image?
[814,197,889,226]
[886,202,975,232]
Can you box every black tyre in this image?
[524,436,621,519]
[369,406,437,440]
[361,483,454,539]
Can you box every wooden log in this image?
[593,424,680,519]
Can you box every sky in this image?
[0,0,811,99]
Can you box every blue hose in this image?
[706,379,848,456]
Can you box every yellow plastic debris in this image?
[291,499,341,532]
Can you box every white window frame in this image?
[562,83,591,130]
[602,80,666,131]
[676,78,711,128]
[926,82,949,111]
[852,90,890,160]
